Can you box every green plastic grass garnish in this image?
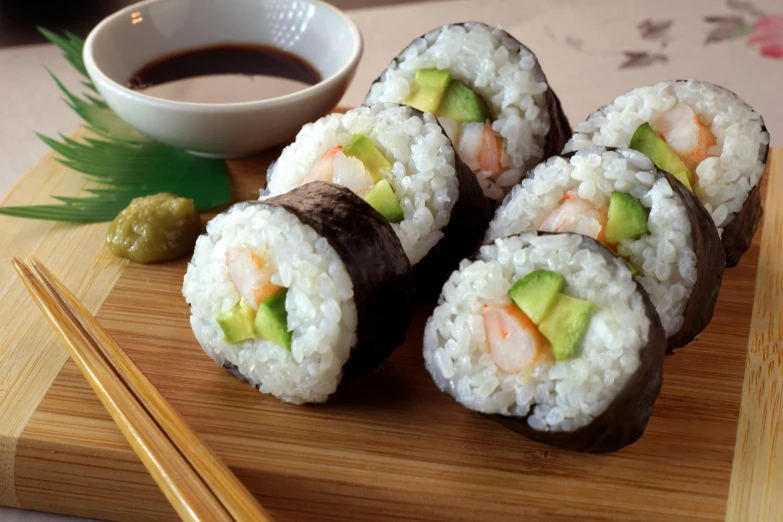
[0,28,232,222]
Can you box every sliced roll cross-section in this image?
[565,80,769,266]
[365,22,571,203]
[184,182,414,404]
[423,232,666,452]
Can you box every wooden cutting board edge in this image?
[0,127,129,507]
[726,147,783,522]
[0,139,780,519]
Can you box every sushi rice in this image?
[423,233,650,432]
[184,202,358,404]
[565,80,769,236]
[263,104,459,265]
[488,148,697,338]
[365,22,555,200]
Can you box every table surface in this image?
[1,0,781,520]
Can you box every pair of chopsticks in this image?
[13,257,274,522]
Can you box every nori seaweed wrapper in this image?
[489,233,667,453]
[414,113,490,303]
[363,21,571,204]
[721,126,767,267]
[263,182,415,380]
[662,171,725,351]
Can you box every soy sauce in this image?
[127,43,321,104]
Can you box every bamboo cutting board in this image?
[0,136,780,521]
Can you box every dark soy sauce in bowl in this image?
[127,43,321,103]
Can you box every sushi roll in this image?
[564,80,770,266]
[487,147,724,351]
[423,232,666,452]
[263,103,488,302]
[364,22,571,202]
[183,182,414,404]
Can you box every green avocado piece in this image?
[507,270,566,325]
[343,134,392,183]
[364,179,404,223]
[629,123,693,191]
[605,191,650,244]
[217,300,258,344]
[437,80,489,122]
[538,294,593,361]
[404,68,452,114]
[253,287,291,350]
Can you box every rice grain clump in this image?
[365,22,570,200]
[263,104,488,302]
[488,148,697,339]
[264,104,458,265]
[565,80,769,265]
[423,232,664,449]
[184,203,356,403]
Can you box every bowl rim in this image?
[82,0,363,112]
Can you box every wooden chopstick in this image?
[13,257,273,522]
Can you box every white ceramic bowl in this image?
[83,0,362,157]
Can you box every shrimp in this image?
[483,305,549,374]
[456,122,509,179]
[226,245,281,310]
[331,150,375,195]
[302,145,342,185]
[539,192,608,244]
[651,103,717,173]
[301,146,375,195]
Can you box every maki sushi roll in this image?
[364,22,571,202]
[263,103,488,301]
[423,232,666,452]
[564,80,770,266]
[488,147,724,351]
[183,182,414,404]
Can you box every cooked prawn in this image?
[539,192,609,244]
[651,103,717,174]
[302,145,342,185]
[456,122,509,179]
[483,305,549,374]
[302,145,375,195]
[226,245,281,310]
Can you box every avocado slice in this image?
[507,270,566,325]
[437,80,489,122]
[629,123,693,191]
[404,68,452,114]
[343,134,392,183]
[217,300,258,344]
[605,192,649,244]
[253,287,292,350]
[538,294,593,361]
[364,179,404,223]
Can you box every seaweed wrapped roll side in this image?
[365,22,571,202]
[564,80,769,266]
[264,103,488,302]
[423,232,666,452]
[488,147,724,351]
[184,183,414,404]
